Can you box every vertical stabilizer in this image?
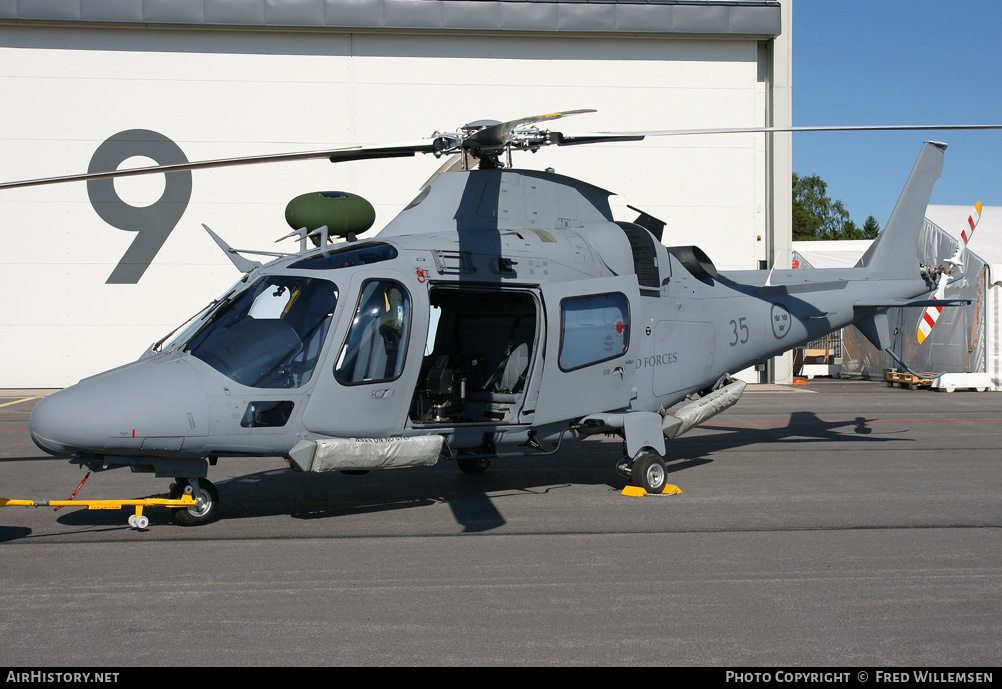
[858,141,946,279]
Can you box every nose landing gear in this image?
[169,478,220,526]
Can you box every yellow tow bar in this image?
[0,494,199,530]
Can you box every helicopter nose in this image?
[29,358,208,457]
[29,392,81,456]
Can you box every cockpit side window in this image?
[188,276,338,389]
[335,280,411,385]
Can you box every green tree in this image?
[792,173,877,241]
[862,215,880,238]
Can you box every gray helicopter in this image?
[15,111,993,526]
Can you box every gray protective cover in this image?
[297,435,444,472]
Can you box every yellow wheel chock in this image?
[0,494,199,530]
[620,484,682,497]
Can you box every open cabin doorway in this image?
[410,286,539,427]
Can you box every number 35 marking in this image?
[729,317,749,347]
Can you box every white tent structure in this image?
[792,205,1002,390]
[792,240,873,270]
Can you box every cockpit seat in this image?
[488,343,529,394]
[469,342,530,412]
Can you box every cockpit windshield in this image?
[187,275,338,389]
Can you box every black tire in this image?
[340,470,370,475]
[630,454,667,494]
[457,457,491,474]
[171,478,220,526]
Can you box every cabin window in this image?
[187,276,338,389]
[335,280,411,385]
[558,293,630,371]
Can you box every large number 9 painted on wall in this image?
[86,130,192,284]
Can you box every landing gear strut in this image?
[170,478,220,526]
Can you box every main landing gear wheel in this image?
[170,478,219,526]
[457,457,491,474]
[630,454,667,494]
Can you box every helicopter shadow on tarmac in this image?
[205,442,640,532]
[665,409,905,469]
[32,409,902,535]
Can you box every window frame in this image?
[557,291,631,372]
[333,278,413,386]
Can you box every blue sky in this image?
[793,1,1002,229]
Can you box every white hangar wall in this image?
[0,0,790,387]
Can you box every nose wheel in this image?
[170,478,220,526]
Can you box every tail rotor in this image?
[916,201,982,344]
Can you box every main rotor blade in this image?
[6,119,1002,192]
[0,138,446,191]
[575,123,1002,138]
[550,133,646,147]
